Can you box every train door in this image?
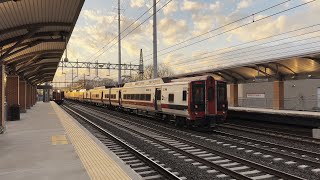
[191,81,205,113]
[155,88,162,111]
[118,91,122,106]
[216,81,227,112]
[101,91,104,103]
[206,77,216,114]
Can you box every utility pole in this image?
[153,0,158,79]
[118,0,122,86]
[139,49,144,80]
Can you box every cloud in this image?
[210,1,221,11]
[163,53,183,64]
[237,0,251,10]
[158,18,189,45]
[130,0,145,8]
[181,0,203,11]
[163,0,178,15]
[192,14,215,35]
[230,15,287,41]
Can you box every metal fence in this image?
[234,96,320,112]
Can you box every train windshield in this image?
[192,81,205,111]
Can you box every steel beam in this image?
[1,28,39,60]
[0,22,72,36]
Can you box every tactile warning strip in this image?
[51,102,131,180]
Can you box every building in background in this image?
[227,79,320,111]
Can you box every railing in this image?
[231,96,320,112]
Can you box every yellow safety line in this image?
[51,102,131,180]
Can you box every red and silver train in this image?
[65,75,228,128]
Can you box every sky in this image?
[53,0,320,85]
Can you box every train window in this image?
[146,94,151,101]
[208,87,214,101]
[169,94,174,102]
[141,94,146,101]
[182,90,187,101]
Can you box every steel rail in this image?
[62,105,182,180]
[218,124,320,145]
[67,102,305,180]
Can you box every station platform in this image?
[0,102,141,180]
[229,107,320,118]
[228,107,320,138]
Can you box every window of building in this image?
[182,90,187,101]
[169,94,174,102]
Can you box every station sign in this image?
[246,93,265,98]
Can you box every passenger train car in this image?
[52,90,64,105]
[65,75,228,128]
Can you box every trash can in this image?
[8,104,20,121]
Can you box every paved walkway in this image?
[0,102,139,180]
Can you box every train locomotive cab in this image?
[188,76,227,128]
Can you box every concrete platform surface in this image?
[0,102,139,180]
[229,106,320,118]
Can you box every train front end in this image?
[188,76,228,128]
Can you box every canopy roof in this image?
[170,51,320,83]
[0,0,85,85]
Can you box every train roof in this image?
[123,78,171,87]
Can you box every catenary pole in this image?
[152,0,158,79]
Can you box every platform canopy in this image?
[0,0,85,85]
[170,51,320,84]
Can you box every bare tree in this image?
[133,63,174,81]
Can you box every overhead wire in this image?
[187,44,320,72]
[142,0,317,62]
[177,38,320,70]
[164,24,320,66]
[87,0,163,63]
[170,27,320,67]
[143,0,294,59]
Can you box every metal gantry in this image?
[59,61,143,72]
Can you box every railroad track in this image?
[68,101,320,162]
[66,101,320,177]
[62,105,182,180]
[64,102,307,180]
[218,123,320,145]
